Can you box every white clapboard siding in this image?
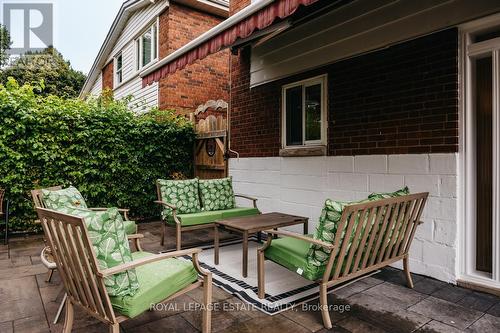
[114,76,158,113]
[250,0,500,86]
[89,72,102,96]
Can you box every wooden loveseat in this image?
[257,190,428,329]
[155,177,260,250]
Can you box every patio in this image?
[1,222,500,333]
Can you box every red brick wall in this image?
[102,61,114,91]
[158,3,229,114]
[230,28,459,157]
[230,0,250,16]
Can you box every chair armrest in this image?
[263,229,335,250]
[99,248,202,277]
[234,194,258,208]
[154,200,177,210]
[127,233,144,240]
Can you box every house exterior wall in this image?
[158,3,229,114]
[102,61,114,91]
[229,28,460,282]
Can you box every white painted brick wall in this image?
[229,153,458,283]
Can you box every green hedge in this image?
[0,79,195,232]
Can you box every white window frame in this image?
[281,74,327,148]
[136,19,159,71]
[114,53,123,86]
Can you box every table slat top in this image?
[215,212,308,232]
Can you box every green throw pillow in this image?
[303,198,369,280]
[158,178,201,219]
[57,206,139,297]
[368,186,410,200]
[42,186,88,210]
[199,177,236,211]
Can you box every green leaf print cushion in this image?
[303,198,370,280]
[42,186,88,210]
[56,206,139,297]
[198,177,236,211]
[368,186,410,200]
[158,178,201,218]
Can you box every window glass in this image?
[152,24,158,59]
[305,84,322,141]
[286,86,303,146]
[116,54,122,84]
[142,30,152,67]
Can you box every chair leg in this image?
[109,323,120,333]
[257,249,265,299]
[160,222,166,246]
[202,274,212,333]
[62,299,74,333]
[319,283,332,329]
[403,255,414,288]
[134,238,142,252]
[46,268,55,283]
[176,224,181,251]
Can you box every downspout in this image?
[227,49,240,161]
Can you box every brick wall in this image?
[158,3,229,114]
[230,28,459,157]
[102,61,114,91]
[230,0,250,16]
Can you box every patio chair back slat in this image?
[36,207,117,324]
[31,186,63,208]
[330,193,428,282]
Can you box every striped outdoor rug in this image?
[183,237,377,315]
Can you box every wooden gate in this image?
[191,100,228,179]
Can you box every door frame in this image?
[459,13,500,289]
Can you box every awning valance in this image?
[142,0,320,87]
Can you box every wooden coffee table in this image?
[214,212,308,278]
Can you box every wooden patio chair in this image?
[0,188,8,245]
[37,207,213,333]
[257,192,428,329]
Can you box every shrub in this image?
[0,78,195,232]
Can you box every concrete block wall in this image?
[229,153,458,282]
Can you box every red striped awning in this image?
[142,0,320,87]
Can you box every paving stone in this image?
[334,276,384,298]
[71,322,109,333]
[344,293,431,332]
[487,302,500,317]
[457,291,500,312]
[0,256,31,268]
[412,277,448,295]
[0,321,13,333]
[337,316,387,333]
[187,285,232,303]
[467,313,500,333]
[127,314,199,333]
[0,263,47,280]
[0,296,45,322]
[415,320,463,333]
[409,296,482,330]
[0,276,39,302]
[218,313,311,333]
[13,316,49,333]
[431,284,472,303]
[372,267,424,287]
[362,282,427,308]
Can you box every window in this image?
[136,21,159,70]
[115,53,123,85]
[282,75,327,147]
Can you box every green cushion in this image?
[264,236,317,279]
[110,251,198,318]
[167,210,223,226]
[368,186,410,200]
[158,178,201,219]
[56,207,139,297]
[199,177,236,211]
[167,207,259,226]
[220,207,260,219]
[123,220,137,235]
[42,186,88,210]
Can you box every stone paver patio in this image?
[1,222,500,333]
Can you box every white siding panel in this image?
[250,0,500,86]
[114,76,158,113]
[89,72,102,97]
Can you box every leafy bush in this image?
[0,78,195,232]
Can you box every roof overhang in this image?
[140,0,320,87]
